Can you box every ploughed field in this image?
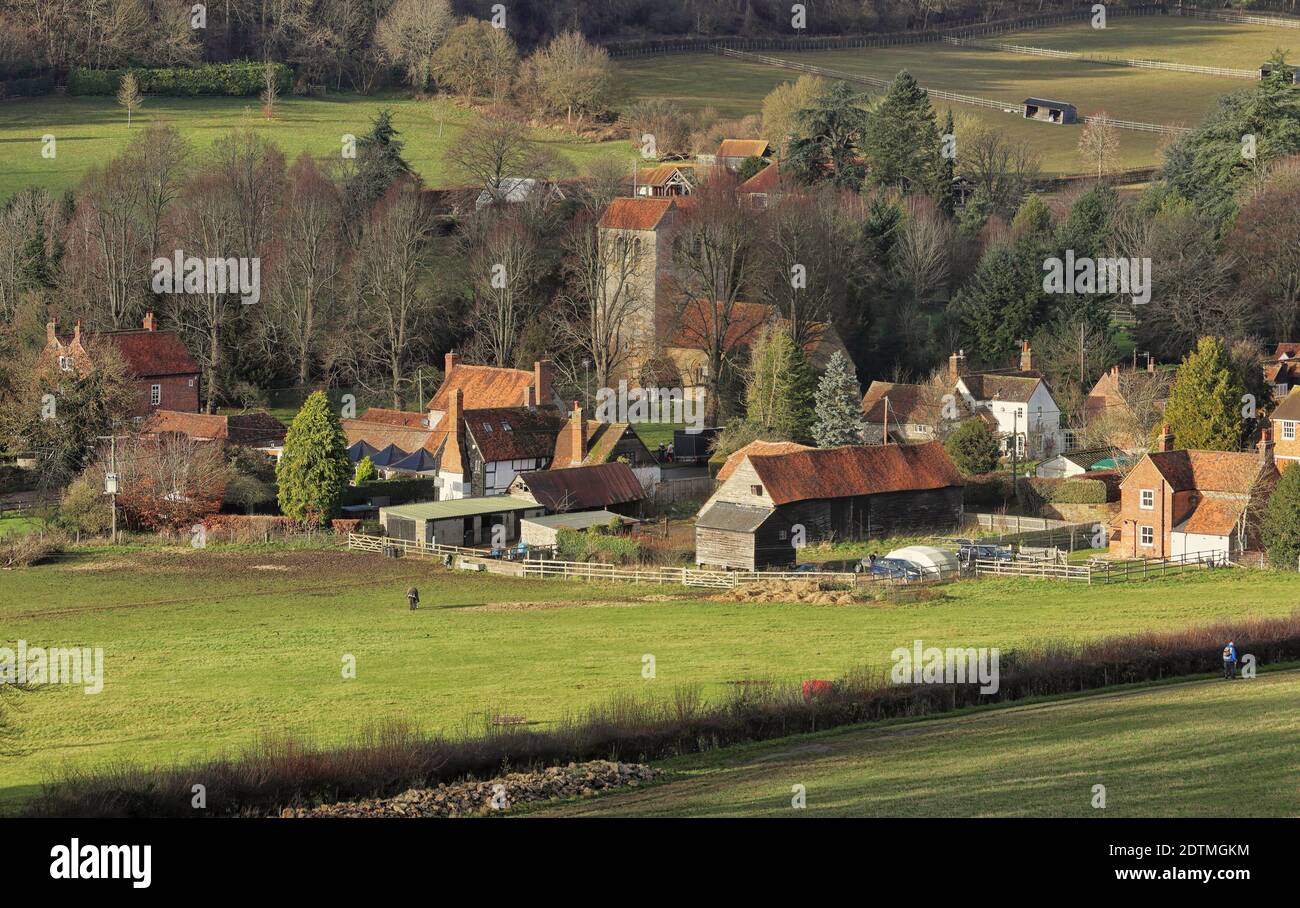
[2,544,1298,807]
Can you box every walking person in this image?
[407,586,420,611]
[1222,640,1237,680]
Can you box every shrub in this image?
[1263,463,1300,568]
[555,526,642,564]
[0,529,65,568]
[962,472,1013,509]
[58,474,113,538]
[68,62,292,97]
[332,518,362,537]
[944,418,1000,475]
[1025,477,1108,504]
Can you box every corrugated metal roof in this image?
[381,495,538,521]
[515,462,645,510]
[695,500,773,532]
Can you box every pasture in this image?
[2,544,1299,806]
[0,93,635,202]
[536,669,1300,817]
[613,16,1300,175]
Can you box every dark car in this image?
[958,543,1013,565]
[791,562,820,573]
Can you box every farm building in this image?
[509,461,647,516]
[139,409,286,452]
[715,139,772,170]
[379,495,544,547]
[635,164,694,197]
[695,442,964,570]
[520,510,638,547]
[1022,98,1077,125]
[1260,62,1299,84]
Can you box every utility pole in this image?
[97,431,123,544]
[882,395,889,445]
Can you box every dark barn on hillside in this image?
[695,442,965,570]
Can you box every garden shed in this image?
[1023,98,1077,125]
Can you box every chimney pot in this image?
[444,351,460,379]
[46,318,57,344]
[143,310,157,331]
[73,321,81,344]
[570,401,585,465]
[1259,427,1276,465]
[535,359,555,408]
[1158,423,1173,453]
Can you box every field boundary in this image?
[942,35,1260,80]
[714,48,1193,135]
[974,548,1230,583]
[1175,6,1300,29]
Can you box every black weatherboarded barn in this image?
[695,442,965,570]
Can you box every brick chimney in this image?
[46,318,56,344]
[73,321,81,346]
[447,387,463,431]
[1147,357,1155,375]
[444,351,460,378]
[1258,426,1275,467]
[1019,340,1035,372]
[1157,423,1174,453]
[522,385,536,408]
[948,350,967,382]
[569,401,585,465]
[535,359,554,407]
[143,310,157,331]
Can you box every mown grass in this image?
[3,546,1300,805]
[536,669,1300,817]
[0,92,636,202]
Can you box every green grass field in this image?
[613,18,1299,175]
[3,545,1299,806]
[536,670,1300,817]
[0,93,635,202]
[0,514,39,537]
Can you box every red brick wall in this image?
[1111,459,1174,558]
[130,375,200,417]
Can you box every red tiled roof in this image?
[463,407,563,463]
[99,330,199,377]
[359,407,428,428]
[427,365,535,412]
[226,413,288,447]
[1141,450,1274,495]
[739,160,784,194]
[1272,387,1300,421]
[598,197,677,231]
[1179,498,1246,537]
[716,440,812,483]
[636,164,692,187]
[1272,342,1300,360]
[745,442,963,505]
[516,462,645,511]
[959,372,1042,404]
[552,417,646,467]
[671,299,773,353]
[861,381,959,424]
[717,139,771,159]
[140,410,227,440]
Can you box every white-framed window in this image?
[150,384,161,406]
[1139,526,1154,547]
[1139,489,1154,510]
[1283,421,1297,442]
[58,355,72,372]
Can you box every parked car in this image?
[815,558,868,574]
[791,562,820,573]
[872,557,923,581]
[958,543,1013,565]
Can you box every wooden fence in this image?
[974,549,1230,583]
[714,48,1191,135]
[1175,7,1300,29]
[943,36,1260,80]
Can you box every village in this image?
[4,1,1300,848]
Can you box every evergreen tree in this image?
[812,350,865,447]
[944,418,1000,475]
[1160,336,1245,451]
[950,244,1050,365]
[1262,462,1300,568]
[1010,193,1052,239]
[346,109,414,219]
[937,108,957,216]
[276,391,351,525]
[744,327,816,444]
[862,71,943,196]
[784,81,870,189]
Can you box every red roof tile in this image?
[516,462,645,511]
[716,440,812,483]
[427,365,535,412]
[598,197,677,231]
[745,442,963,505]
[99,330,199,377]
[717,139,771,159]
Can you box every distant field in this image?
[613,17,1298,175]
[3,545,1300,805]
[538,670,1300,817]
[0,93,635,202]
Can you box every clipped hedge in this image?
[1026,477,1109,504]
[0,73,55,98]
[68,62,292,97]
[962,472,1014,508]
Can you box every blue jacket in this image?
[1222,644,1237,663]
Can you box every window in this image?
[1139,489,1154,510]
[778,529,788,541]
[58,355,72,372]
[150,384,161,406]
[502,422,512,432]
[1139,526,1154,548]
[1284,421,1297,442]
[750,484,763,496]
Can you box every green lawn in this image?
[536,670,1300,817]
[0,513,41,537]
[613,18,1298,176]
[3,546,1300,806]
[0,93,636,202]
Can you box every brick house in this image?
[1270,388,1300,468]
[42,313,200,418]
[1110,426,1279,561]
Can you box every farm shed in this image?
[1023,98,1077,125]
[1260,63,1299,84]
[519,510,637,547]
[884,545,959,580]
[694,442,965,570]
[379,495,544,548]
[509,462,646,516]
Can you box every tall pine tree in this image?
[276,391,351,525]
[862,71,943,196]
[1160,336,1245,451]
[812,350,865,447]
